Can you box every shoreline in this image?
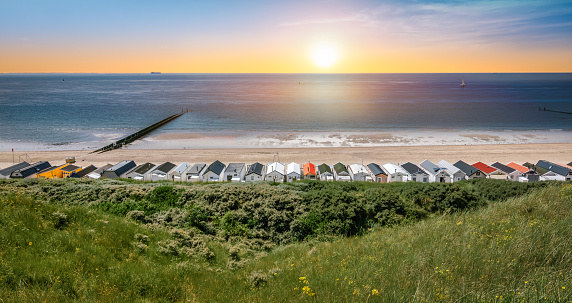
[1,129,571,152]
[1,143,570,170]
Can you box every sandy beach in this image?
[1,143,570,170]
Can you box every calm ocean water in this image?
[1,73,571,146]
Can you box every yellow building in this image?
[61,165,82,178]
[37,164,82,179]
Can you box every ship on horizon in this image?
[150,72,161,74]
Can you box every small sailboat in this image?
[460,76,466,87]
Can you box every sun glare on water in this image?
[312,44,339,68]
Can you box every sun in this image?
[312,44,339,68]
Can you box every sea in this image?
[1,73,571,150]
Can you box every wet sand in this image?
[1,143,570,169]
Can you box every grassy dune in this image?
[0,180,571,302]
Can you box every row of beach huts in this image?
[1,158,572,183]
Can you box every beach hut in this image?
[348,164,373,182]
[285,162,301,182]
[367,163,388,183]
[453,161,486,179]
[124,162,156,180]
[0,162,29,179]
[36,165,61,179]
[202,160,226,182]
[10,161,51,178]
[101,160,136,179]
[87,164,112,179]
[69,165,98,178]
[150,162,177,181]
[437,160,467,182]
[382,163,410,182]
[223,163,246,182]
[333,162,351,182]
[506,162,540,182]
[535,160,571,181]
[245,162,265,182]
[401,162,429,182]
[303,162,317,180]
[317,163,334,181]
[472,162,502,179]
[185,164,207,182]
[61,165,83,178]
[265,162,285,182]
[419,160,452,183]
[490,162,521,181]
[169,162,191,182]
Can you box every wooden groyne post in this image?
[92,110,188,153]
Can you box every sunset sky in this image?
[1,0,571,73]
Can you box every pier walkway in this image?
[92,111,186,153]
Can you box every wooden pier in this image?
[92,111,186,153]
[539,107,572,115]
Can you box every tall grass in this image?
[0,181,570,302]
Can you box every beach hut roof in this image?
[523,162,549,174]
[453,160,482,176]
[60,164,81,172]
[333,162,348,174]
[225,163,245,174]
[437,160,462,175]
[205,160,226,175]
[318,164,332,174]
[419,159,449,176]
[0,161,30,177]
[536,160,570,176]
[506,162,532,174]
[72,165,98,178]
[172,162,191,174]
[246,162,264,176]
[472,162,498,174]
[93,164,112,174]
[490,162,516,174]
[11,161,51,178]
[188,164,206,174]
[303,162,316,176]
[348,164,369,175]
[267,162,285,175]
[367,163,387,176]
[382,163,407,175]
[401,162,427,175]
[286,162,301,175]
[131,163,156,175]
[153,162,176,174]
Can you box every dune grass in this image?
[1,182,571,302]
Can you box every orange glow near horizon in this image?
[2,44,571,73]
[1,1,571,73]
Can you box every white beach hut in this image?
[223,163,246,182]
[265,162,285,182]
[382,163,410,182]
[185,163,207,182]
[150,162,177,181]
[202,160,226,182]
[437,160,466,182]
[419,160,452,183]
[285,162,301,182]
[169,162,191,182]
[348,164,374,182]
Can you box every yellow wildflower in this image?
[372,289,379,296]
